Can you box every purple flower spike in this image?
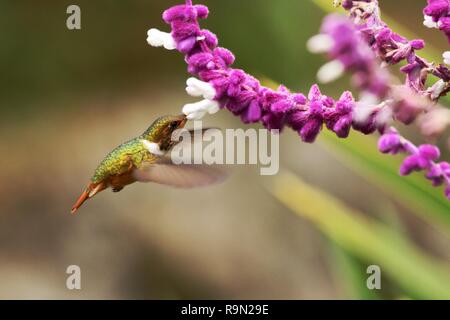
[262,113,286,131]
[147,0,450,200]
[241,100,262,124]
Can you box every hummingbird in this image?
[71,114,227,214]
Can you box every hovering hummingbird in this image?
[71,114,227,214]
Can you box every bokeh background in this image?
[0,0,449,299]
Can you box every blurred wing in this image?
[169,127,222,165]
[133,162,229,188]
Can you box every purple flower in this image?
[286,85,330,143]
[323,91,354,138]
[310,14,390,97]
[378,132,403,154]
[227,70,246,98]
[424,0,450,18]
[423,0,450,42]
[439,17,450,42]
[400,61,427,93]
[379,129,450,198]
[241,99,262,124]
[261,112,286,131]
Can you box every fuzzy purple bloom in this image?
[323,91,354,138]
[378,132,403,154]
[318,15,390,97]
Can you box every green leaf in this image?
[268,171,450,299]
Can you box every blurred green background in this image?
[0,0,449,299]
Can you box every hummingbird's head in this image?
[142,114,188,151]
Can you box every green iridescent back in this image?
[91,138,157,184]
[90,115,181,184]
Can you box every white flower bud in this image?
[423,15,438,29]
[141,140,165,156]
[183,99,220,120]
[146,28,176,50]
[317,60,345,84]
[375,102,393,126]
[307,34,334,54]
[430,79,447,100]
[186,77,216,100]
[364,2,377,14]
[443,51,450,66]
[186,110,206,120]
[354,93,380,123]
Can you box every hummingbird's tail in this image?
[71,182,107,214]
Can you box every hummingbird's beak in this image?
[71,182,106,214]
[179,116,188,128]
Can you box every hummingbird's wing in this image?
[133,161,229,188]
[134,127,229,188]
[168,127,221,164]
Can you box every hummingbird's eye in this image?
[169,121,179,129]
